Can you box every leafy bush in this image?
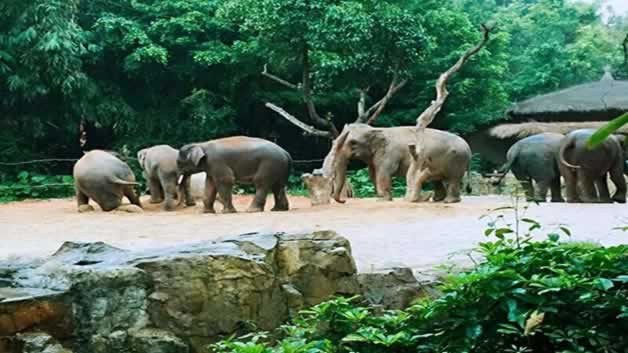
[0,171,75,202]
[210,207,628,353]
[348,168,408,198]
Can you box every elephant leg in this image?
[181,174,196,207]
[560,166,580,203]
[76,190,94,213]
[368,163,378,195]
[148,177,163,203]
[375,172,393,201]
[271,184,290,211]
[610,161,627,203]
[247,184,269,213]
[595,176,612,203]
[578,171,598,203]
[202,177,218,214]
[533,179,550,202]
[550,177,564,202]
[124,186,142,208]
[216,176,236,214]
[513,173,534,201]
[432,180,447,202]
[444,177,462,203]
[162,180,178,211]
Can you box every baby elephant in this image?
[73,150,142,213]
[137,145,195,211]
[177,136,292,213]
[494,133,565,202]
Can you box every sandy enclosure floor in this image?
[1,195,628,272]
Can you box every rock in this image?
[0,288,72,339]
[128,329,188,353]
[359,267,433,310]
[16,332,73,353]
[276,231,360,307]
[1,231,359,353]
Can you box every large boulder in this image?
[358,267,429,310]
[0,231,359,353]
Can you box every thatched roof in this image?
[507,73,628,122]
[489,121,628,140]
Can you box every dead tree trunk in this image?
[405,24,492,202]
[263,49,407,205]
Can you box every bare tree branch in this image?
[261,64,300,90]
[262,47,339,138]
[415,24,492,129]
[302,47,340,137]
[366,78,408,125]
[405,24,492,202]
[355,72,408,124]
[357,89,368,117]
[265,103,333,138]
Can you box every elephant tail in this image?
[559,140,581,169]
[109,176,140,185]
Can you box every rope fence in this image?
[0,157,324,166]
[0,183,75,189]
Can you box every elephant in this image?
[73,150,143,212]
[332,124,472,203]
[494,133,565,202]
[177,136,292,213]
[558,129,626,203]
[137,145,195,211]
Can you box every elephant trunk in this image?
[559,140,580,169]
[332,155,349,203]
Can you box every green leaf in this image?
[587,113,628,149]
[559,226,571,236]
[595,278,614,291]
[614,275,628,283]
[547,233,560,242]
[521,218,538,224]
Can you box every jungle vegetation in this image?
[1,0,627,196]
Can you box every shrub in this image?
[210,206,628,353]
[0,171,75,202]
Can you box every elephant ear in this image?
[365,129,388,153]
[189,145,207,167]
[137,150,147,169]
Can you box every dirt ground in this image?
[1,195,627,272]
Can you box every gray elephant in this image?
[494,133,565,202]
[559,129,626,203]
[137,145,196,211]
[332,124,471,203]
[177,136,292,213]
[73,150,143,212]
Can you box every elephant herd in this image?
[495,129,628,203]
[73,136,292,213]
[71,125,627,214]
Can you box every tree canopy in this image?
[1,0,626,174]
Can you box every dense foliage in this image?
[210,215,628,353]
[1,0,627,179]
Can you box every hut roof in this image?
[489,121,628,140]
[507,73,628,122]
